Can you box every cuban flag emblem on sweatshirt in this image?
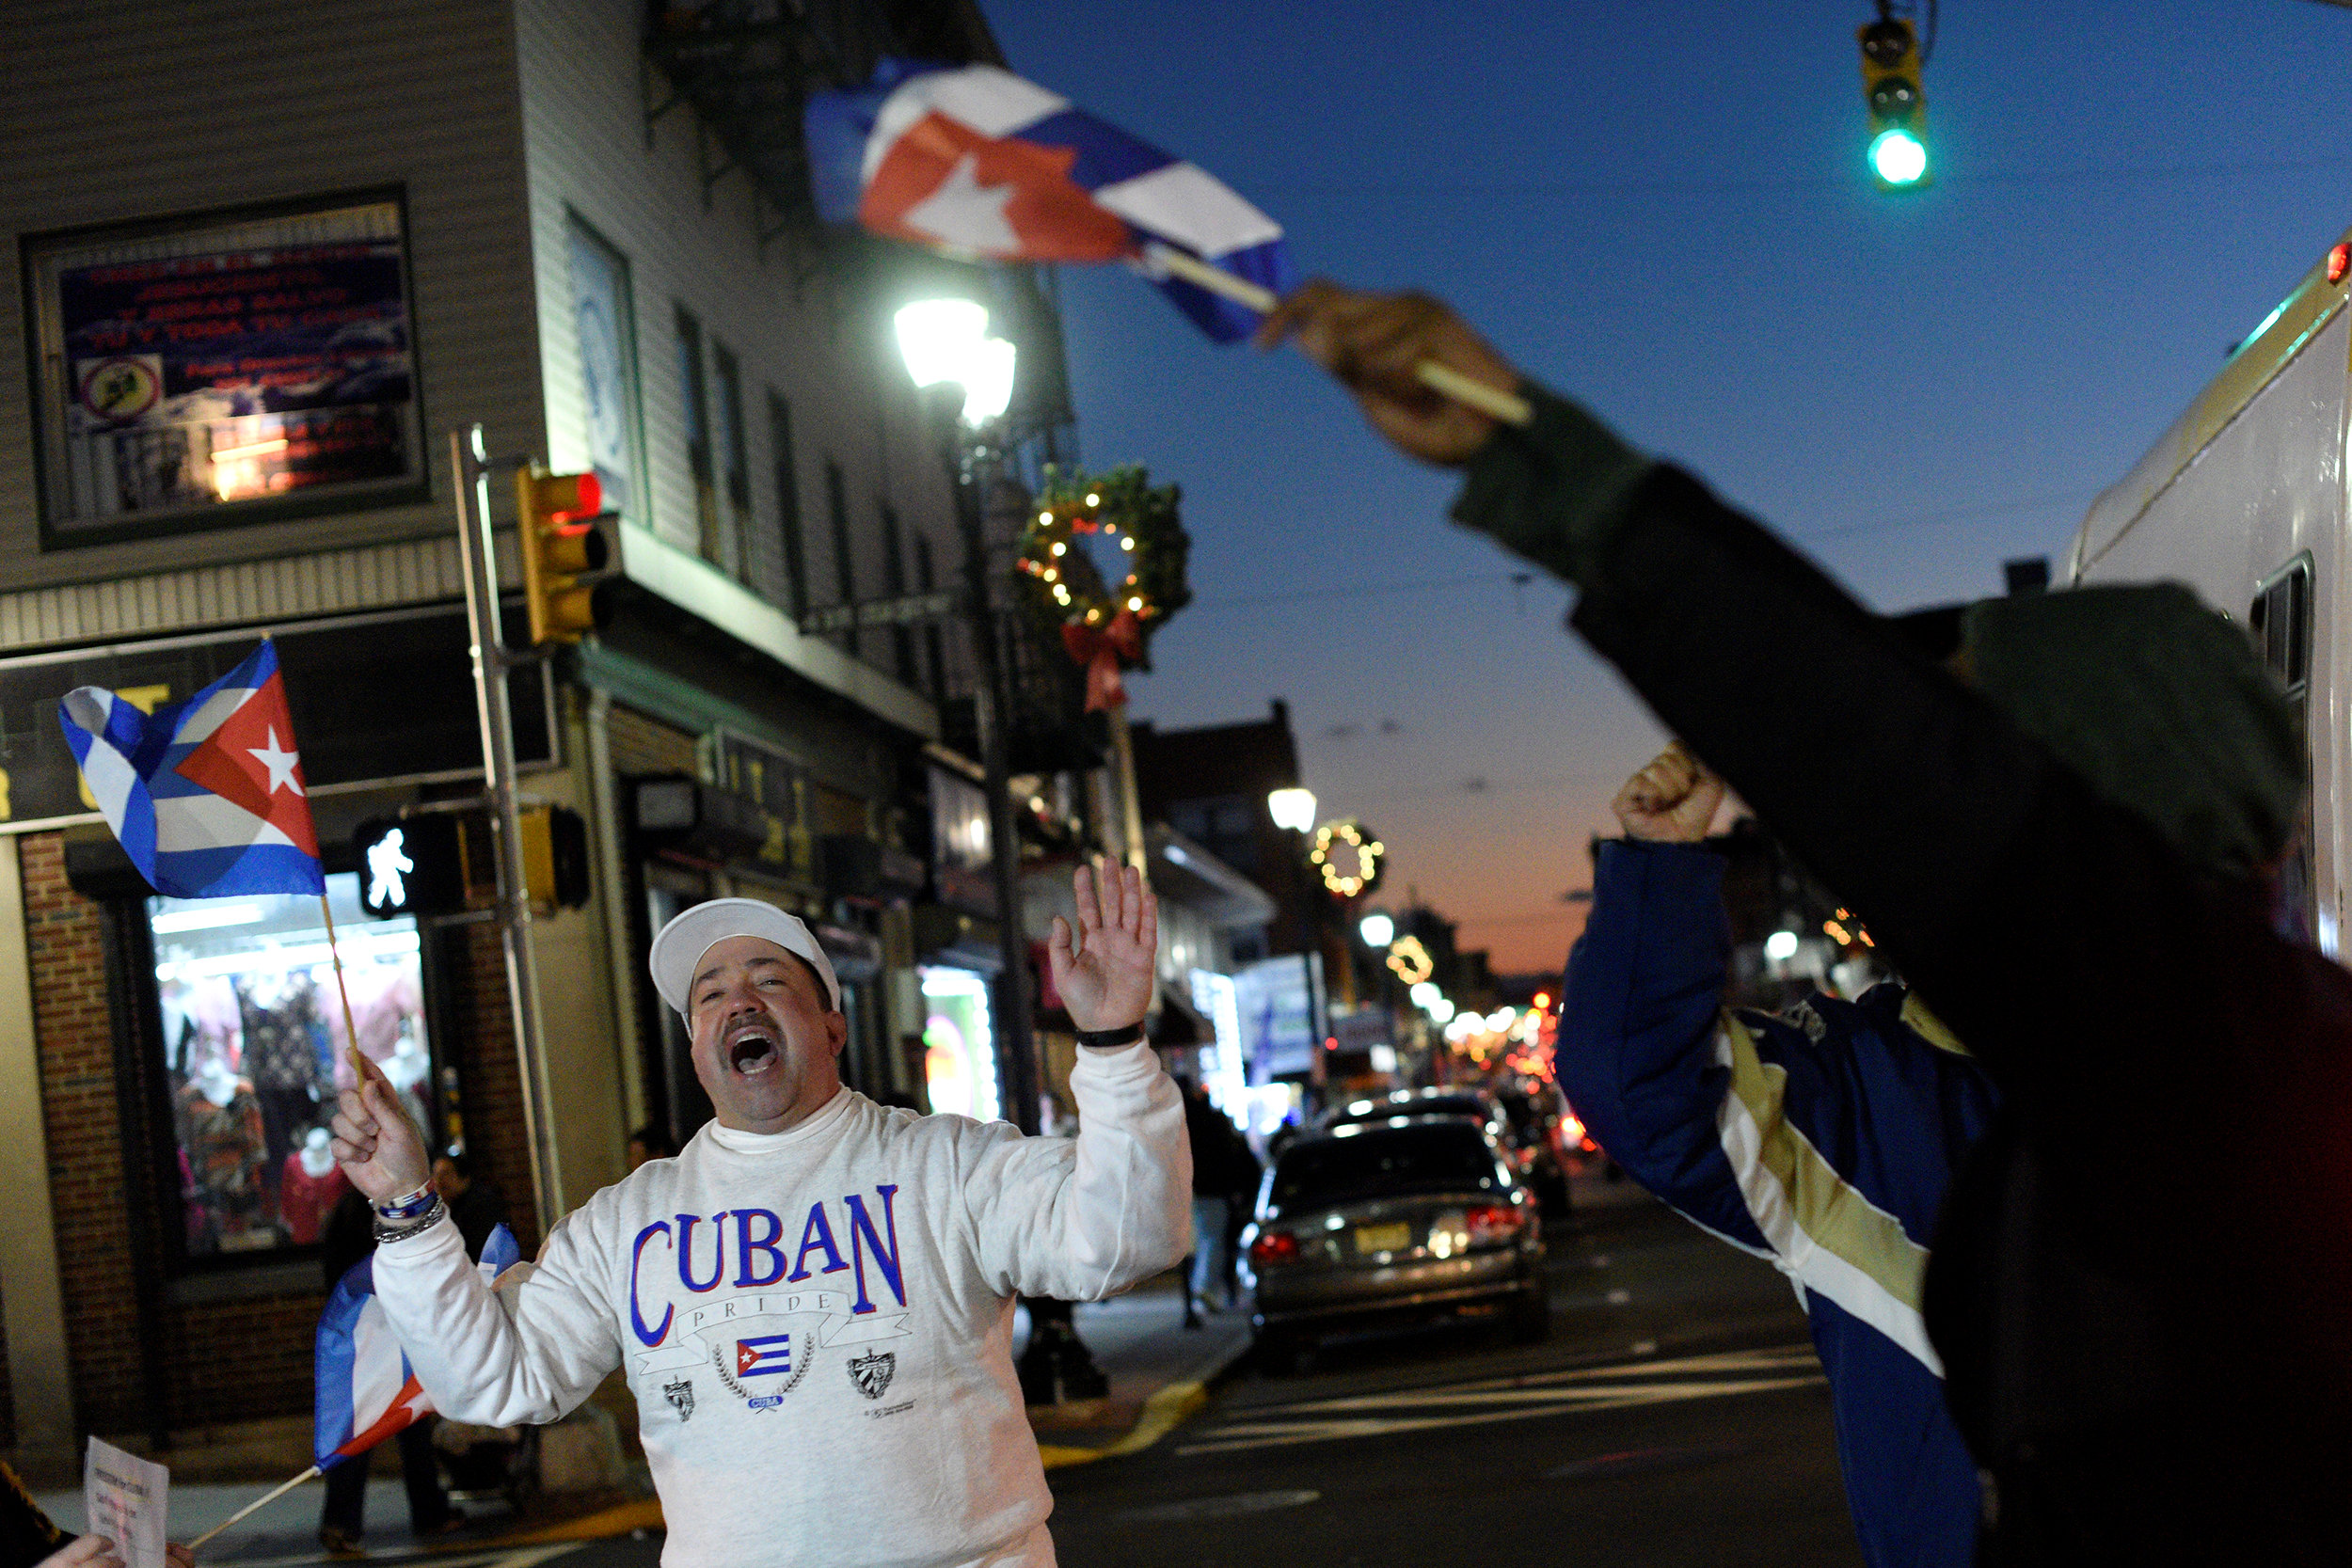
[804,59,1294,341]
[59,639,324,898]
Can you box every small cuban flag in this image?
[804,60,1294,342]
[58,639,324,898]
[315,1223,523,1468]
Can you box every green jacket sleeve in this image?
[1447,383,1654,586]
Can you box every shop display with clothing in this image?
[178,1058,269,1249]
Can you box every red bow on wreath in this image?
[1061,609,1144,712]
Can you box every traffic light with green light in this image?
[1858,17,1930,190]
[515,467,616,645]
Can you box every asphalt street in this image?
[1045,1188,1863,1568]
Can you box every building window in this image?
[675,307,718,563]
[879,503,916,686]
[22,190,426,549]
[566,215,644,527]
[914,534,947,698]
[825,459,858,658]
[769,391,808,621]
[920,966,998,1122]
[711,341,750,580]
[151,872,432,1261]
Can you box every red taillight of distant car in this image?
[1463,1204,1524,1243]
[1250,1230,1301,1265]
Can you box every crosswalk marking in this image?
[1176,1343,1824,1456]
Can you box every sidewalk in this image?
[1016,1270,1254,1469]
[34,1271,1250,1559]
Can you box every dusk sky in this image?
[987,0,2352,974]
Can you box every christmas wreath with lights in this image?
[1016,465,1191,709]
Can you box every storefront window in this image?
[920,965,998,1122]
[150,872,430,1258]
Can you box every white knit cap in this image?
[648,898,841,1015]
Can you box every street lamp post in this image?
[896,300,1040,1139]
[898,299,1111,1403]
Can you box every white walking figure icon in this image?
[367,827,414,909]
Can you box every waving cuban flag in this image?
[805,60,1294,342]
[59,639,324,898]
[315,1223,522,1467]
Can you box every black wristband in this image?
[1074,1022,1146,1049]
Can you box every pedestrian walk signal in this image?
[356,815,469,918]
[1858,17,1930,190]
[355,806,590,917]
[516,467,617,645]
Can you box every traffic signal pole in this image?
[451,424,564,1237]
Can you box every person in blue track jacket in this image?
[1562,740,1997,1568]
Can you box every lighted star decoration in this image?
[247,727,304,795]
[1310,819,1385,897]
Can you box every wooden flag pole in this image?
[185,1465,322,1551]
[318,893,369,1084]
[1138,243,1534,427]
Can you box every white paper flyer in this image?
[83,1436,167,1568]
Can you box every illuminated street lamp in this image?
[1358,911,1395,948]
[1764,929,1801,962]
[893,300,1017,425]
[1266,786,1317,833]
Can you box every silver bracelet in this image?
[373,1196,448,1244]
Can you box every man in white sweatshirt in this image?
[328,860,1190,1567]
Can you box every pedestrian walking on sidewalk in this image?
[1264,279,2348,1563]
[316,1187,463,1555]
[1180,1080,1259,1325]
[332,863,1189,1568]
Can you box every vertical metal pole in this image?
[946,414,1040,1136]
[1105,706,1148,873]
[451,426,563,1234]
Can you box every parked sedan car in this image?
[1321,1087,1571,1217]
[1242,1117,1548,1371]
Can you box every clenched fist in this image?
[1613,742,1724,844]
[329,1046,432,1201]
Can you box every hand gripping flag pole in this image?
[187,1225,527,1550]
[1136,243,1533,427]
[57,639,373,1083]
[804,60,1532,427]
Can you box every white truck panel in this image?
[2071,286,2352,954]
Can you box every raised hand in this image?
[1253,281,1519,467]
[1049,858,1159,1037]
[329,1046,431,1202]
[1613,742,1725,844]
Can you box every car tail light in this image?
[1464,1204,1524,1243]
[1250,1229,1300,1265]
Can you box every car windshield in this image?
[1273,1125,1503,1210]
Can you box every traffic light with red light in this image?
[516,467,616,645]
[1858,17,1930,190]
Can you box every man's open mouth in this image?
[727,1027,779,1075]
